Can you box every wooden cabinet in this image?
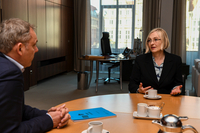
[62,0,73,7]
[62,6,74,56]
[54,3,62,58]
[46,1,55,59]
[36,0,46,61]
[54,0,61,4]
[66,55,74,71]
[2,0,28,21]
[2,0,74,90]
[66,7,74,56]
[37,60,67,81]
[28,0,37,86]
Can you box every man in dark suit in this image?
[0,18,70,133]
[129,28,183,95]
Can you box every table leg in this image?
[120,60,123,90]
[88,61,93,88]
[96,60,99,92]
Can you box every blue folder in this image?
[69,107,116,121]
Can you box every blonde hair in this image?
[145,28,170,53]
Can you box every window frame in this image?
[99,0,135,51]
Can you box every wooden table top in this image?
[79,56,133,61]
[47,93,200,133]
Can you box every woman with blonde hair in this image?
[128,28,183,95]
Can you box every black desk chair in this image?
[98,32,120,84]
[181,74,186,95]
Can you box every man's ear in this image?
[16,43,24,56]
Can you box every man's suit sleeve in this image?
[0,66,53,133]
[15,113,53,133]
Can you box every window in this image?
[126,30,130,39]
[186,0,199,51]
[120,10,122,15]
[126,10,130,15]
[110,30,114,40]
[91,0,143,54]
[119,30,121,39]
[110,20,114,24]
[90,0,143,72]
[119,20,122,25]
[186,0,200,72]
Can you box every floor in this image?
[25,71,129,110]
[25,71,196,110]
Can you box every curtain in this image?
[171,0,186,63]
[142,0,162,49]
[74,0,91,71]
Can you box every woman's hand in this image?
[170,85,182,95]
[138,82,153,94]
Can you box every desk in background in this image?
[79,56,134,92]
[48,94,200,133]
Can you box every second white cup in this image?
[87,121,103,133]
[147,106,161,118]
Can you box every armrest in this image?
[181,74,186,95]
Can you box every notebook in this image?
[69,107,116,121]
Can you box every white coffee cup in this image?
[87,121,103,133]
[147,106,160,118]
[137,103,148,117]
[145,89,157,98]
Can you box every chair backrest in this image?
[194,59,200,69]
[101,32,112,55]
[181,74,186,95]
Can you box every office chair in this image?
[98,32,120,84]
[181,74,186,95]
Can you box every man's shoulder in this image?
[0,54,21,75]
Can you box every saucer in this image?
[82,129,109,133]
[143,95,162,100]
[133,111,162,120]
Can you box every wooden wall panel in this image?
[62,0,73,7]
[46,1,54,59]
[66,55,74,72]
[2,0,74,86]
[2,0,29,91]
[2,0,28,21]
[61,6,67,56]
[66,7,74,56]
[28,0,37,25]
[54,0,61,4]
[37,61,67,80]
[36,0,46,61]
[54,3,62,58]
[46,0,54,3]
[28,0,37,86]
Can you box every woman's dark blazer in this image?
[128,51,183,94]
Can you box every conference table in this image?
[79,56,135,92]
[48,93,200,133]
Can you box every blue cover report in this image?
[69,107,116,121]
